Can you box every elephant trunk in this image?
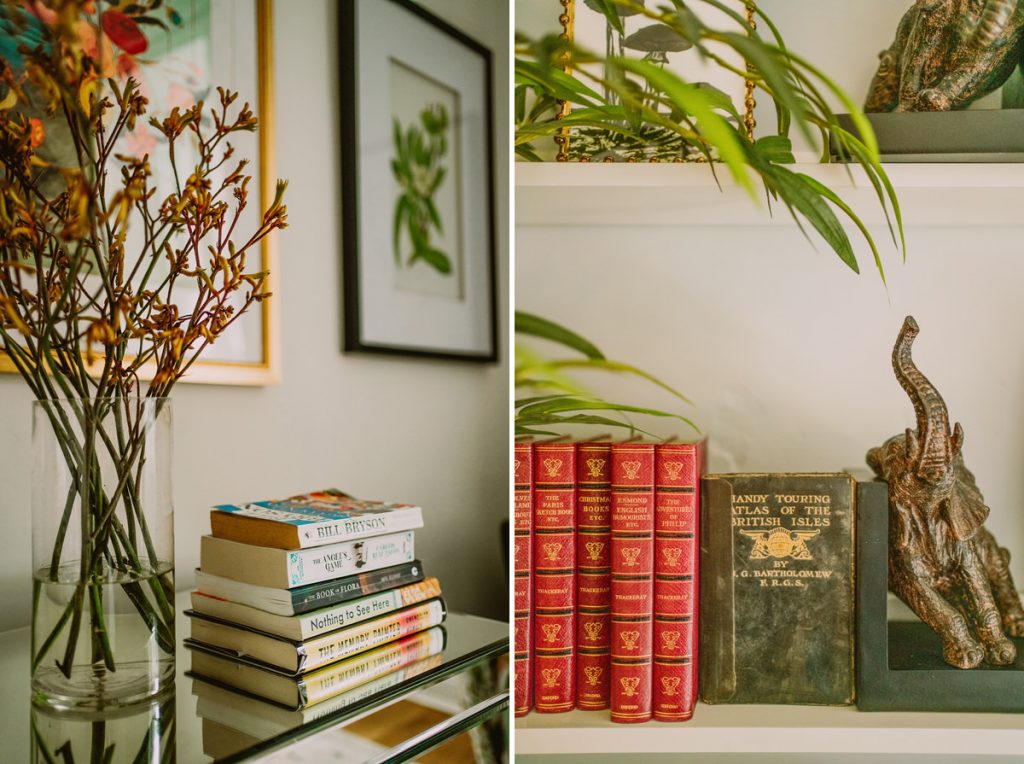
[972,0,1018,47]
[892,316,960,480]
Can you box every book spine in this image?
[294,578,441,639]
[300,599,446,672]
[575,442,612,710]
[290,561,425,613]
[513,442,534,717]
[652,442,701,722]
[287,532,415,587]
[610,443,655,724]
[532,442,576,713]
[296,507,423,547]
[301,626,445,706]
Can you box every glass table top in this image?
[0,592,509,762]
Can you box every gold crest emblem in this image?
[661,630,680,650]
[513,459,521,474]
[663,461,684,481]
[586,458,606,478]
[622,461,642,480]
[542,542,563,562]
[583,620,603,641]
[584,666,603,685]
[541,668,561,688]
[621,546,641,566]
[740,528,820,560]
[620,676,640,697]
[541,623,562,642]
[620,630,640,650]
[584,541,605,562]
[662,547,682,566]
[661,676,681,696]
[542,458,563,478]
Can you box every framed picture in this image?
[340,0,498,362]
[0,0,279,385]
[556,0,752,162]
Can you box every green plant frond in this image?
[546,359,693,405]
[517,396,698,431]
[515,311,606,359]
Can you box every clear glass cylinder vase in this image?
[31,397,175,711]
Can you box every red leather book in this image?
[609,443,655,724]
[652,440,706,722]
[514,441,533,717]
[575,441,612,710]
[532,442,577,713]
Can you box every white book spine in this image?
[296,507,423,547]
[287,532,414,587]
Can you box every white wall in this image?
[0,0,510,631]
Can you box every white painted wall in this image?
[0,0,510,631]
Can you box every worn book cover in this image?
[699,473,855,706]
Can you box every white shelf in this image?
[515,704,1024,756]
[515,162,1024,228]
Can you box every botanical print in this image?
[391,103,451,275]
[388,58,464,301]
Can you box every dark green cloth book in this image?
[699,473,856,705]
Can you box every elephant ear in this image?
[945,457,990,541]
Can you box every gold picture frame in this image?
[554,0,757,162]
[0,0,280,386]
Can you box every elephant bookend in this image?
[856,316,1024,712]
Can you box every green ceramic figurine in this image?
[865,0,1024,111]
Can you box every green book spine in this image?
[699,473,855,706]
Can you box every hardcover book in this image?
[609,442,655,724]
[210,489,424,549]
[187,626,446,708]
[532,441,576,713]
[189,577,442,641]
[699,472,856,706]
[652,440,705,722]
[199,532,415,589]
[514,441,534,717]
[187,599,446,674]
[575,440,612,711]
[193,561,425,616]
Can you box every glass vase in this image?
[31,397,175,712]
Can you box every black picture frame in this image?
[339,0,498,363]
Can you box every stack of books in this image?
[515,438,706,724]
[186,489,447,709]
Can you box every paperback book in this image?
[193,561,426,616]
[199,532,416,589]
[190,577,442,641]
[211,489,423,549]
[187,599,446,674]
